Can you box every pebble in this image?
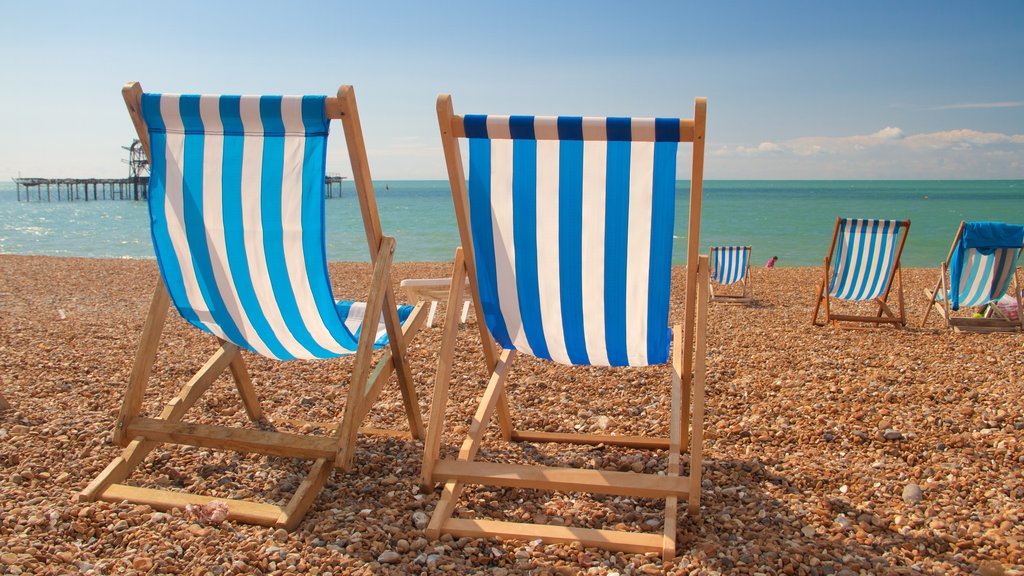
[882,428,904,441]
[378,550,401,564]
[412,510,429,530]
[902,483,923,505]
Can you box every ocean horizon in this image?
[2,179,1022,267]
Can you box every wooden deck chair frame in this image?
[709,245,753,305]
[421,95,709,561]
[921,220,1024,333]
[400,277,472,328]
[80,82,427,530]
[811,217,911,329]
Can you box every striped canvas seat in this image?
[828,218,905,301]
[710,246,750,285]
[464,115,681,367]
[141,93,412,361]
[935,247,1020,308]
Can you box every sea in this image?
[1,180,1022,267]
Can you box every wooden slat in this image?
[125,418,337,459]
[689,257,709,516]
[680,97,707,446]
[228,351,263,423]
[509,430,682,452]
[458,348,515,461]
[277,458,332,530]
[100,484,284,527]
[113,281,170,446]
[433,460,691,499]
[443,518,664,554]
[422,249,467,487]
[828,313,904,325]
[448,116,697,143]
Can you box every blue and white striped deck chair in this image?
[422,94,710,561]
[922,221,1024,332]
[709,245,753,304]
[83,83,427,530]
[812,217,911,328]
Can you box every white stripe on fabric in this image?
[835,219,862,299]
[625,139,654,365]
[339,302,393,345]
[159,96,225,338]
[872,225,898,300]
[489,139,533,354]
[581,138,609,366]
[862,223,890,300]
[279,97,349,355]
[198,97,272,357]
[237,98,308,359]
[534,138,569,364]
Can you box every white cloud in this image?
[930,101,1024,110]
[710,126,1024,179]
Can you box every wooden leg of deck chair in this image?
[384,283,426,441]
[663,324,684,561]
[336,237,396,471]
[276,457,333,530]
[354,303,427,428]
[82,342,238,500]
[897,265,906,326]
[689,257,709,516]
[228,350,263,423]
[427,348,515,539]
[921,268,943,327]
[422,249,466,487]
[811,258,829,326]
[113,282,170,446]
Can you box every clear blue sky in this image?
[2,1,1022,180]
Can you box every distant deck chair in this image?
[400,277,471,328]
[81,83,427,529]
[421,95,710,560]
[921,220,1024,332]
[811,217,910,328]
[709,245,753,304]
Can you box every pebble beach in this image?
[1,254,1022,575]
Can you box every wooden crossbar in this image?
[101,484,286,526]
[442,518,664,554]
[509,430,683,452]
[433,460,692,499]
[125,418,338,459]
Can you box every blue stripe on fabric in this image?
[852,219,881,301]
[467,137,514,349]
[299,96,358,353]
[511,130,551,360]
[606,117,631,142]
[218,96,293,360]
[142,95,201,330]
[604,138,631,366]
[831,220,857,297]
[464,115,489,139]
[558,116,584,141]
[655,118,680,142]
[556,118,589,365]
[259,96,334,358]
[177,95,250,350]
[646,140,678,364]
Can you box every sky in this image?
[1,1,1022,180]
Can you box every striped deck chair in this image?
[811,217,911,328]
[922,221,1024,332]
[81,83,427,530]
[709,245,753,304]
[421,95,710,560]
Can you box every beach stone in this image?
[882,429,903,441]
[378,550,401,564]
[902,483,923,505]
[412,510,429,530]
[834,516,853,531]
[978,561,1005,576]
[801,525,816,538]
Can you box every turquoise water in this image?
[2,180,1022,267]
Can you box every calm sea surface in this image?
[1,180,1021,267]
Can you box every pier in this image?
[13,174,348,202]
